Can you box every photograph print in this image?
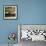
[3,5,17,19]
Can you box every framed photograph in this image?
[18,24,46,41]
[3,5,17,20]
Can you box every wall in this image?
[0,0,19,44]
[19,0,46,24]
[0,0,46,45]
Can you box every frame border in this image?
[3,5,18,20]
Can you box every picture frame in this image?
[3,5,17,20]
[18,24,46,41]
